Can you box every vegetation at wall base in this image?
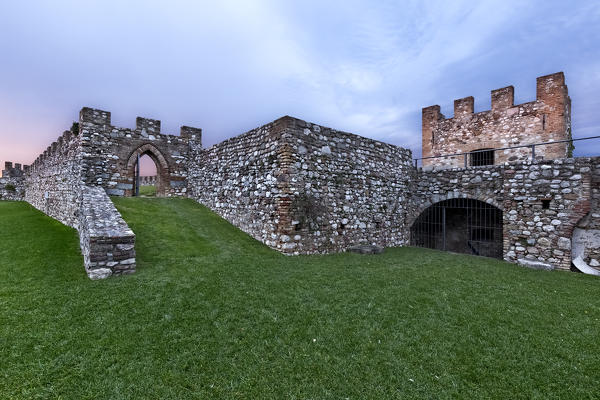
[1,199,599,399]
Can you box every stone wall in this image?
[502,158,591,271]
[2,92,599,277]
[79,186,136,279]
[1,162,26,201]
[23,119,137,278]
[282,117,413,253]
[410,157,600,272]
[189,116,414,254]
[409,165,505,225]
[79,108,198,197]
[25,129,83,228]
[4,106,202,279]
[188,117,287,248]
[422,72,571,168]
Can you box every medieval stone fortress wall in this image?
[188,116,413,254]
[78,107,196,198]
[0,162,26,201]
[2,71,599,278]
[422,72,571,168]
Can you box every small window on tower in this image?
[470,148,494,166]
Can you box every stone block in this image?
[88,268,112,280]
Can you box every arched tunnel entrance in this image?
[410,198,503,259]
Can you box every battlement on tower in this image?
[2,161,28,177]
[422,72,571,167]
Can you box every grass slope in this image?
[138,185,156,197]
[1,198,599,399]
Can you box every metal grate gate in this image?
[410,198,503,259]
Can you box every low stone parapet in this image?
[79,185,136,279]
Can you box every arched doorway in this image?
[126,144,169,197]
[410,198,503,259]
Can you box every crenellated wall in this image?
[1,162,26,200]
[2,107,203,279]
[1,70,598,278]
[25,128,83,228]
[139,176,157,185]
[422,72,571,168]
[21,120,137,278]
[79,107,197,197]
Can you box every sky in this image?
[1,0,600,175]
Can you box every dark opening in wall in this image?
[542,114,546,131]
[542,199,551,209]
[470,148,495,166]
[410,198,503,259]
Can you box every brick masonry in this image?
[422,72,571,168]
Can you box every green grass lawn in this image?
[1,199,599,399]
[138,185,156,197]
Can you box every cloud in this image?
[0,0,599,168]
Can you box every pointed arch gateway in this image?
[410,197,503,259]
[126,143,170,197]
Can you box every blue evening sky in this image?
[1,0,599,169]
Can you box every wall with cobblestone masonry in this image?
[189,116,414,254]
[422,72,571,168]
[283,118,413,253]
[188,117,289,249]
[79,186,136,279]
[3,107,202,279]
[25,129,83,228]
[3,86,599,277]
[1,162,26,201]
[408,165,505,226]
[79,107,198,197]
[22,118,137,278]
[410,158,600,272]
[502,158,592,271]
